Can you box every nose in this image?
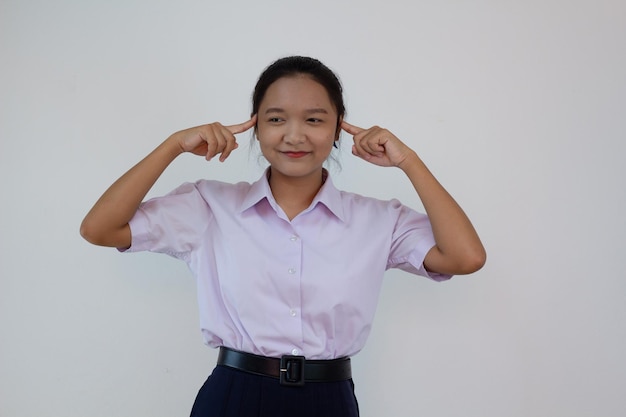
[283,122,306,145]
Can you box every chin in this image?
[270,165,323,180]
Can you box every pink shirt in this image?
[126,171,451,359]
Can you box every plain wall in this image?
[1,0,625,416]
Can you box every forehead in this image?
[260,75,336,113]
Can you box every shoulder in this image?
[332,188,417,227]
[192,178,267,212]
[338,189,405,212]
[148,179,253,208]
[322,175,405,218]
[193,179,252,194]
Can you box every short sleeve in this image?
[386,201,453,282]
[124,182,212,260]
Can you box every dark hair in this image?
[252,56,346,133]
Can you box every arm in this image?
[80,116,257,248]
[341,121,486,275]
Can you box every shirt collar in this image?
[239,168,346,223]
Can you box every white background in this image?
[1,1,625,416]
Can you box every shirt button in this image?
[290,309,297,317]
[290,235,298,242]
[288,268,296,274]
[292,348,300,355]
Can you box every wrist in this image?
[164,134,186,156]
[158,135,186,160]
[396,150,421,172]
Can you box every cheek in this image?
[255,125,272,144]
[256,122,282,135]
[323,130,338,145]
[255,127,278,154]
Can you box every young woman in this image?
[80,56,486,416]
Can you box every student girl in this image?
[80,55,486,417]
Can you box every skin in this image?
[80,75,486,275]
[256,75,340,219]
[342,121,486,274]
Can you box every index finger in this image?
[341,120,365,135]
[227,114,257,134]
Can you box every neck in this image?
[268,168,325,220]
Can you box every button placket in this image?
[287,233,300,277]
[282,229,303,351]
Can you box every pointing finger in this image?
[227,114,257,135]
[341,120,365,136]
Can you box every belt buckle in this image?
[279,355,305,386]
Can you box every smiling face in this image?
[256,74,340,184]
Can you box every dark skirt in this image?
[190,365,360,417]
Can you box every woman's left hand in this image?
[341,121,416,168]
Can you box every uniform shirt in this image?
[125,170,452,359]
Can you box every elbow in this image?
[427,244,486,276]
[80,217,130,248]
[79,218,100,245]
[458,247,487,275]
[79,217,113,247]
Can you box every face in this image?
[256,75,339,183]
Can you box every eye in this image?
[307,118,323,124]
[268,117,283,123]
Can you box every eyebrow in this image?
[264,107,329,115]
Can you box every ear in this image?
[334,115,343,141]
[249,112,258,137]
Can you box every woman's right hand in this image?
[80,115,257,248]
[173,115,257,162]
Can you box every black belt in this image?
[217,347,351,386]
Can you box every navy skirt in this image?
[190,365,360,417]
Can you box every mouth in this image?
[282,151,310,158]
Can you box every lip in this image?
[282,151,310,158]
